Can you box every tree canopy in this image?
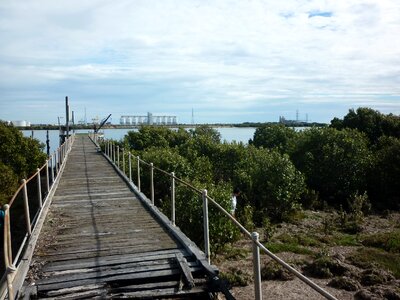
[0,121,47,204]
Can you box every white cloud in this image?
[0,0,399,123]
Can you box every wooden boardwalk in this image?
[22,136,224,299]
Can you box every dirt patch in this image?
[215,211,400,299]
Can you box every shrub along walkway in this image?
[21,135,225,299]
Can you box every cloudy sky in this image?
[0,0,399,124]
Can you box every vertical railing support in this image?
[171,172,175,226]
[55,150,59,175]
[137,156,141,192]
[3,204,15,300]
[117,146,120,169]
[122,148,126,174]
[45,160,50,193]
[129,152,132,182]
[113,144,117,164]
[37,168,43,208]
[252,232,262,300]
[202,189,210,264]
[51,154,55,183]
[150,163,154,205]
[22,179,32,236]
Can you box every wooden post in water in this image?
[65,96,69,140]
[46,130,50,156]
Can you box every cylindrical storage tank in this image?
[13,120,27,127]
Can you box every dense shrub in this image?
[124,126,190,151]
[291,127,372,208]
[173,180,241,251]
[368,136,400,210]
[0,121,46,205]
[250,124,297,154]
[235,146,305,222]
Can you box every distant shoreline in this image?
[15,122,327,131]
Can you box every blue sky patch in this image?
[308,11,333,18]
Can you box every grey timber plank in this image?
[42,249,188,272]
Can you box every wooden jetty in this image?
[21,136,227,299]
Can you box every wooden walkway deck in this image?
[22,136,223,299]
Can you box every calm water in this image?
[21,127,258,153]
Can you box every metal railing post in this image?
[45,160,50,193]
[55,150,59,175]
[117,146,120,168]
[22,179,32,236]
[113,143,116,163]
[51,154,55,183]
[3,204,15,300]
[60,145,63,165]
[122,148,126,174]
[171,172,175,226]
[252,232,262,300]
[202,189,210,264]
[37,168,43,208]
[129,152,132,182]
[137,156,141,192]
[150,163,154,205]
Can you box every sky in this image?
[0,0,399,124]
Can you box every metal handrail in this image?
[101,139,338,300]
[1,134,75,299]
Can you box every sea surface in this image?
[21,127,258,154]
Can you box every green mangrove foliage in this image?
[0,121,47,205]
[291,127,372,208]
[122,125,306,248]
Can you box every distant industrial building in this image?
[120,112,177,126]
[279,110,309,125]
[11,120,31,127]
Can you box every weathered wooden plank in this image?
[43,249,188,272]
[39,260,199,285]
[36,244,180,262]
[37,268,202,292]
[44,283,106,297]
[108,286,208,299]
[176,253,195,288]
